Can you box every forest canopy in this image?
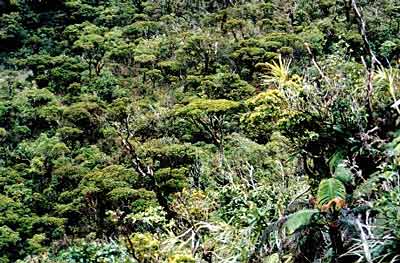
[0,0,400,262]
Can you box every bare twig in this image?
[351,0,382,67]
[351,0,383,122]
[361,56,375,119]
[287,186,311,208]
[304,42,332,87]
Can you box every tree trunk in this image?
[329,222,343,262]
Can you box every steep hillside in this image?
[0,1,399,262]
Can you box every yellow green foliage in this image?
[168,253,195,263]
[129,232,160,262]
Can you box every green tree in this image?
[175,98,241,160]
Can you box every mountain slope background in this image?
[0,0,399,262]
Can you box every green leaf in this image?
[284,209,319,234]
[328,150,345,173]
[317,178,346,206]
[334,163,353,185]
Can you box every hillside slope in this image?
[0,0,399,262]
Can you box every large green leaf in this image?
[284,209,319,234]
[328,150,345,173]
[317,178,346,206]
[334,163,353,185]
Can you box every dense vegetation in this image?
[1,0,400,262]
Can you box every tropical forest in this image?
[0,0,399,262]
